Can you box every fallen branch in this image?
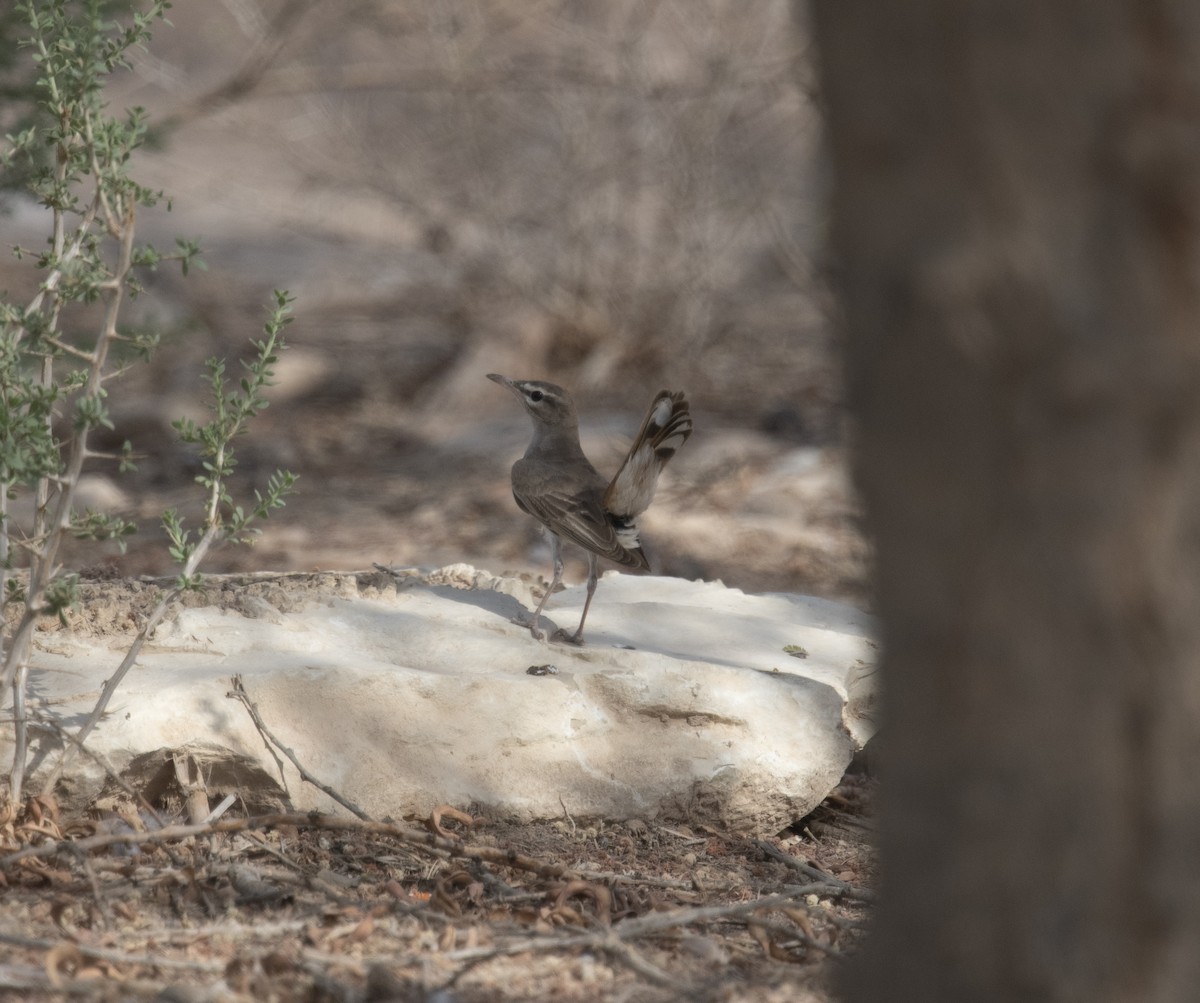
[0,806,774,902]
[0,811,581,880]
[0,931,225,973]
[744,915,844,958]
[596,933,685,990]
[750,838,875,902]
[601,887,856,938]
[436,884,846,993]
[0,966,166,998]
[227,675,372,820]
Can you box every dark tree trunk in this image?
[810,3,1200,1000]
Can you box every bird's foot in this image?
[510,612,547,641]
[551,628,584,646]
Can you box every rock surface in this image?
[16,567,877,834]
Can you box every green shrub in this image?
[0,0,297,803]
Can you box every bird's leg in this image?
[557,551,598,646]
[523,534,564,641]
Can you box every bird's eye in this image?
[530,390,544,402]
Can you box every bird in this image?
[487,373,693,644]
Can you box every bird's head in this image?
[487,374,577,429]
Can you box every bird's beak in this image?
[487,373,522,399]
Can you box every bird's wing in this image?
[515,486,648,570]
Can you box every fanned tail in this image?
[602,390,693,521]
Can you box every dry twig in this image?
[227,675,372,820]
[750,838,875,902]
[434,885,846,992]
[0,931,226,973]
[0,811,579,880]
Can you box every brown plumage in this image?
[488,374,692,644]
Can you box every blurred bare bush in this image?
[115,0,832,435]
[1,0,856,593]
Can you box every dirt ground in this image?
[1,574,876,1002]
[0,774,876,1002]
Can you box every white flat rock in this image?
[16,567,877,834]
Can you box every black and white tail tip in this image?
[603,390,692,520]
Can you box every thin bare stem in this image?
[36,336,97,363]
[8,665,27,806]
[228,675,372,820]
[2,201,137,705]
[42,522,222,792]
